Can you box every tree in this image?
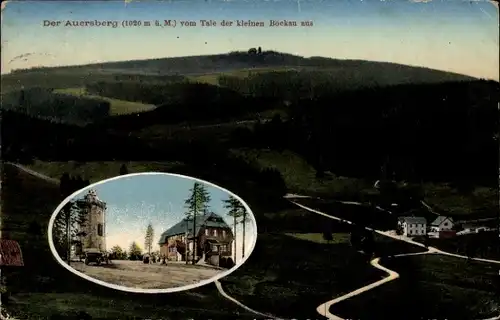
[258,46,262,54]
[361,232,375,257]
[223,196,243,263]
[56,175,90,264]
[52,200,87,264]
[349,229,362,249]
[110,245,127,260]
[128,241,143,260]
[144,223,154,255]
[322,231,333,243]
[248,47,257,55]
[184,182,211,264]
[59,172,71,197]
[396,223,403,235]
[240,205,250,259]
[119,164,129,175]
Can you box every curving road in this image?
[214,280,283,320]
[7,164,500,320]
[288,195,500,320]
[4,162,59,184]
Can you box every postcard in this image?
[1,0,499,319]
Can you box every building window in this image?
[97,224,103,236]
[212,244,218,252]
[221,245,227,252]
[205,229,209,236]
[213,229,218,236]
[222,230,226,238]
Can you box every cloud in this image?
[408,0,433,3]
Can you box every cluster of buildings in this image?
[397,215,493,239]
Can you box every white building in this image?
[398,216,427,236]
[429,216,454,232]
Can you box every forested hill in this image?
[5,50,477,86]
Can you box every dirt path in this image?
[71,260,221,289]
[5,162,59,184]
[214,280,283,320]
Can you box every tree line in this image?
[107,241,159,261]
[87,81,277,131]
[1,109,153,162]
[217,70,354,99]
[1,87,110,125]
[227,79,499,188]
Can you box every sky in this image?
[67,173,256,263]
[1,0,498,80]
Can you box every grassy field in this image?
[53,87,157,115]
[26,160,184,183]
[69,260,222,290]
[188,67,300,85]
[422,182,498,218]
[421,231,500,260]
[332,254,500,320]
[219,231,385,319]
[289,197,398,231]
[230,148,375,199]
[0,163,262,319]
[1,71,117,92]
[129,109,288,144]
[6,292,262,320]
[131,121,256,144]
[286,232,351,244]
[231,148,498,221]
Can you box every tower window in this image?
[97,224,103,236]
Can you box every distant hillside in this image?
[2,51,478,91]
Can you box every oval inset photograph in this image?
[48,173,257,293]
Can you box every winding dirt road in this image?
[288,196,500,320]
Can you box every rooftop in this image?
[77,189,106,208]
[431,216,453,226]
[158,212,231,244]
[399,216,427,224]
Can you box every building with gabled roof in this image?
[158,212,233,266]
[397,216,427,237]
[430,216,454,232]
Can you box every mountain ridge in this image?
[4,50,480,82]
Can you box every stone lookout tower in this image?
[76,189,107,253]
